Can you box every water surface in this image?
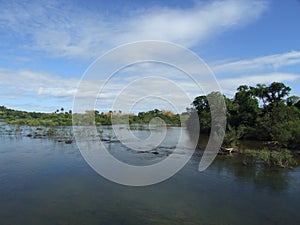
[0,126,299,225]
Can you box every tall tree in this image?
[234,85,260,127]
[251,83,268,109]
[265,82,291,107]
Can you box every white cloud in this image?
[1,65,300,112]
[120,0,267,46]
[213,51,300,74]
[0,67,78,98]
[219,73,300,95]
[0,65,208,112]
[0,0,268,59]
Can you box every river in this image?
[0,125,299,225]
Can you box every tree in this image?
[189,92,226,135]
[256,102,300,143]
[265,82,291,107]
[286,95,300,106]
[192,96,209,112]
[295,100,300,110]
[251,83,268,109]
[234,85,260,127]
[190,95,211,133]
[188,82,300,147]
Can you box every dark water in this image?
[0,126,300,225]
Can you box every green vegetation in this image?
[0,106,182,126]
[187,82,300,148]
[0,106,73,126]
[73,109,183,126]
[242,149,296,168]
[187,82,300,168]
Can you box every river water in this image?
[0,125,299,225]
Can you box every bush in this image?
[242,148,296,168]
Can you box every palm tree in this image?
[251,84,267,109]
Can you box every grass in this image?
[242,148,297,168]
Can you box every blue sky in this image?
[0,0,300,113]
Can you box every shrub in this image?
[242,148,297,168]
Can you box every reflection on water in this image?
[0,125,299,225]
[212,156,295,191]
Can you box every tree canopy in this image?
[187,82,300,148]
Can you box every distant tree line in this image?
[0,106,182,126]
[0,106,73,126]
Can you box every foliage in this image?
[242,149,297,168]
[186,91,226,135]
[0,106,182,127]
[188,82,300,148]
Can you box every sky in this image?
[0,0,300,113]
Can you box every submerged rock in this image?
[151,151,159,155]
[137,150,148,153]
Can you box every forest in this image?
[187,82,300,149]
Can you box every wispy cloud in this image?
[0,0,268,59]
[213,51,300,74]
[219,73,300,95]
[0,64,210,112]
[0,67,78,98]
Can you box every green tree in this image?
[234,85,260,127]
[251,83,268,109]
[190,95,211,133]
[286,95,300,106]
[265,82,291,107]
